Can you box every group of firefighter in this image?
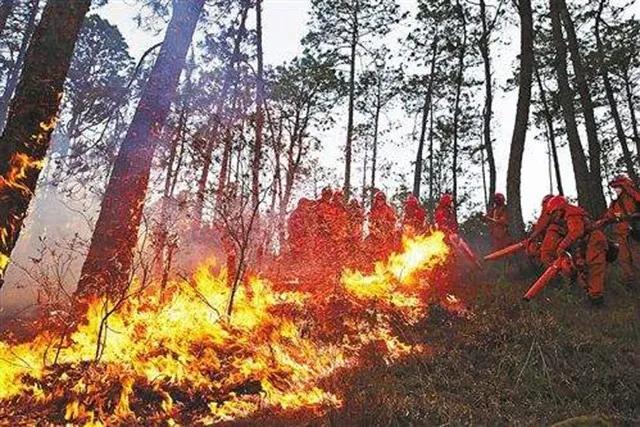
[287,173,640,305]
[286,186,469,271]
[485,174,640,305]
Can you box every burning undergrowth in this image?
[0,231,457,425]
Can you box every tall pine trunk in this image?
[452,1,466,203]
[557,0,606,214]
[343,8,358,201]
[623,73,640,157]
[0,0,90,286]
[251,0,264,208]
[479,0,496,201]
[0,0,15,36]
[194,4,248,224]
[506,0,533,238]
[534,65,563,195]
[412,36,438,198]
[370,97,379,204]
[549,0,595,215]
[0,0,40,132]
[595,0,638,184]
[76,0,205,298]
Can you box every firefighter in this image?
[314,187,335,261]
[526,194,564,266]
[347,198,365,245]
[402,194,427,236]
[546,195,608,305]
[287,198,315,258]
[601,175,640,287]
[434,193,458,234]
[367,191,398,260]
[485,193,510,250]
[330,190,350,262]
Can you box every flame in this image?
[0,231,453,423]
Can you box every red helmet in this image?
[546,195,567,214]
[493,193,505,205]
[440,193,453,207]
[320,187,333,201]
[609,174,633,189]
[542,194,554,207]
[374,190,386,203]
[406,194,419,206]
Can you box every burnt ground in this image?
[1,264,638,426]
[317,268,640,426]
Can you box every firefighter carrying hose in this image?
[434,193,458,234]
[402,194,427,236]
[543,196,608,305]
[601,175,640,288]
[485,193,510,251]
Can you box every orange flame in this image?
[0,231,452,423]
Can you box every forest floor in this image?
[319,270,640,426]
[246,267,639,427]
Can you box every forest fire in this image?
[0,231,452,424]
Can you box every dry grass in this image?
[324,270,640,426]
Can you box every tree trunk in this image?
[0,0,15,36]
[343,4,358,200]
[76,0,205,298]
[428,101,434,210]
[194,4,249,224]
[452,1,466,203]
[479,0,496,201]
[534,65,564,195]
[0,0,90,285]
[369,97,379,205]
[549,0,596,216]
[251,0,264,208]
[0,0,40,132]
[505,0,533,238]
[413,36,438,199]
[557,0,606,215]
[623,73,640,157]
[595,1,638,184]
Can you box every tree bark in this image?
[0,0,15,36]
[534,65,563,195]
[370,95,379,204]
[194,4,249,224]
[595,0,638,184]
[412,36,438,199]
[0,0,40,132]
[557,0,606,215]
[505,0,533,238]
[623,72,640,157]
[479,0,496,202]
[251,0,264,208]
[428,101,434,209]
[343,2,358,200]
[76,0,205,298]
[549,0,596,216]
[452,0,466,203]
[0,0,90,285]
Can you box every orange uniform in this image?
[287,198,315,258]
[434,193,458,234]
[368,191,398,260]
[548,199,607,302]
[602,176,640,287]
[528,197,564,266]
[402,195,426,235]
[486,193,510,250]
